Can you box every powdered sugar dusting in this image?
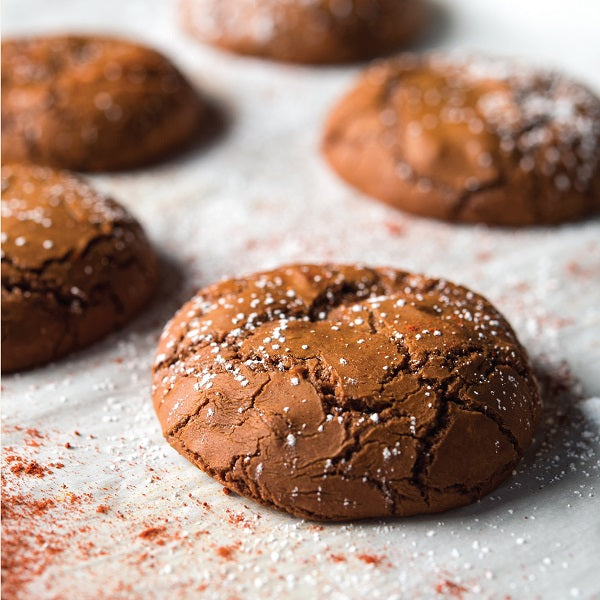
[435,53,600,192]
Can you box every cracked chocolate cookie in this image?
[152,264,541,520]
[181,0,425,64]
[1,164,158,372]
[323,54,600,225]
[1,35,207,171]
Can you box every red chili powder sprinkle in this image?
[23,428,45,448]
[475,250,493,262]
[25,429,43,439]
[10,460,49,478]
[215,544,238,561]
[435,579,468,598]
[96,505,110,514]
[2,496,56,518]
[565,260,598,278]
[385,221,405,236]
[330,553,346,563]
[226,509,245,524]
[1,494,59,597]
[357,553,385,566]
[139,526,166,540]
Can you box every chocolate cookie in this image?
[152,264,541,521]
[1,164,158,372]
[181,0,426,64]
[323,54,600,225]
[2,35,207,171]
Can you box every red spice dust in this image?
[138,526,166,541]
[330,553,346,563]
[222,487,232,495]
[25,428,43,438]
[8,459,49,478]
[2,495,56,518]
[1,493,60,598]
[244,238,260,251]
[435,579,468,598]
[357,553,385,566]
[475,250,493,262]
[2,427,188,598]
[226,509,245,524]
[565,260,600,279]
[195,530,210,538]
[385,221,405,236]
[215,543,240,561]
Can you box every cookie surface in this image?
[152,264,541,521]
[1,164,158,372]
[2,35,206,171]
[323,54,600,225]
[181,0,425,64]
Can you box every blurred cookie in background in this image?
[180,0,426,64]
[2,35,209,171]
[323,53,600,225]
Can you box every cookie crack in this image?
[409,381,452,505]
[2,228,140,288]
[449,174,508,221]
[306,272,385,321]
[452,395,523,456]
[2,252,148,314]
[167,373,271,438]
[173,434,328,519]
[154,270,395,372]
